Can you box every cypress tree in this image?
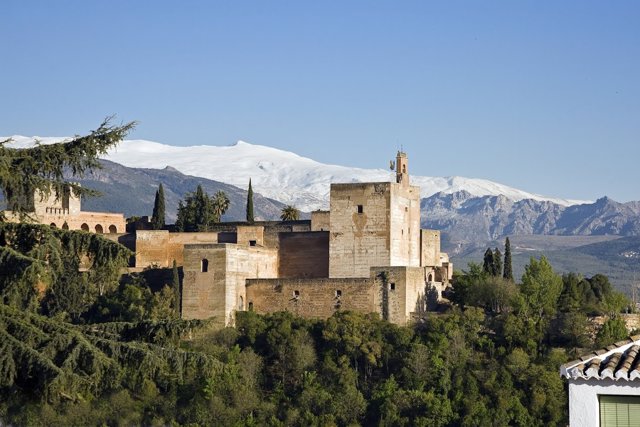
[493,248,503,277]
[172,259,180,316]
[246,178,254,223]
[151,183,165,230]
[503,237,514,281]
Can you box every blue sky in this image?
[2,1,639,202]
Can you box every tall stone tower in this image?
[328,152,421,278]
[396,151,409,186]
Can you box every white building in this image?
[560,336,640,427]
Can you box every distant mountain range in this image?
[421,191,640,254]
[6,135,640,290]
[6,136,586,211]
[74,160,286,222]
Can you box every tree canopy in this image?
[175,185,229,231]
[0,118,135,216]
[280,205,300,221]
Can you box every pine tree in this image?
[151,183,165,230]
[246,179,254,223]
[483,248,494,276]
[1,118,135,216]
[503,237,514,281]
[493,248,503,277]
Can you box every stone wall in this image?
[278,231,329,278]
[135,230,219,268]
[181,243,278,325]
[329,182,392,278]
[421,229,441,267]
[371,266,426,326]
[246,277,373,320]
[237,226,264,246]
[311,211,330,231]
[389,184,421,268]
[5,210,126,234]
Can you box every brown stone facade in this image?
[5,187,125,234]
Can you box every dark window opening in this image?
[249,240,257,246]
[201,259,209,273]
[248,302,254,311]
[357,205,363,214]
[335,290,342,298]
[390,283,396,291]
[293,290,300,299]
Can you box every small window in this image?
[50,223,57,228]
[62,222,69,230]
[201,259,209,273]
[389,283,396,291]
[335,290,342,298]
[95,224,104,234]
[108,225,117,234]
[239,296,244,310]
[248,302,254,311]
[293,290,300,299]
[357,205,363,214]
[81,223,89,231]
[249,240,257,246]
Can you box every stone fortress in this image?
[5,186,126,234]
[10,152,452,326]
[174,151,453,326]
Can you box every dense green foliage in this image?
[0,119,135,216]
[151,183,166,230]
[280,205,300,221]
[246,179,254,223]
[176,185,230,231]
[0,252,633,426]
[0,223,131,319]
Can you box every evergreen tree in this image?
[493,248,503,277]
[175,185,229,231]
[172,259,180,316]
[503,237,514,281]
[151,183,165,230]
[1,118,135,216]
[246,179,254,223]
[483,248,495,276]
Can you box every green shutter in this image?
[600,395,640,427]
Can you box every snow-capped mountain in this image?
[4,136,587,211]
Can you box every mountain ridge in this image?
[5,135,589,211]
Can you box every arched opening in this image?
[81,223,89,232]
[108,225,117,234]
[95,224,104,234]
[201,259,209,273]
[49,223,57,228]
[248,302,254,311]
[238,296,244,310]
[428,273,433,282]
[62,222,69,230]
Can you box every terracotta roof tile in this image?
[561,338,640,381]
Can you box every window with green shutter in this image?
[600,395,640,427]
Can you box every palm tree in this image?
[280,205,300,221]
[211,190,230,222]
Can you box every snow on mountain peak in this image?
[2,135,587,210]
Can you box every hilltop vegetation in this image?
[0,222,633,425]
